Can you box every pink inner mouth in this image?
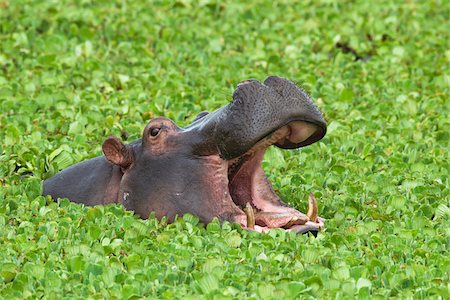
[221,121,324,233]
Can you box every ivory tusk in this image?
[307,193,318,222]
[243,202,255,229]
[284,216,299,228]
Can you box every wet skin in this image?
[43,76,327,234]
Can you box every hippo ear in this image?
[192,111,209,123]
[102,137,134,169]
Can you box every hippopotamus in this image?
[43,76,327,234]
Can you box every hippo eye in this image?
[150,127,160,137]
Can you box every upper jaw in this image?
[184,76,327,160]
[214,80,326,159]
[215,77,327,159]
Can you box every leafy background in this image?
[0,0,449,298]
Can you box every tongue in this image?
[254,211,308,228]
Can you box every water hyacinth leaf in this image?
[65,244,90,256]
[206,220,221,233]
[197,274,219,294]
[89,226,102,240]
[342,280,356,295]
[224,231,242,248]
[124,254,142,273]
[258,283,275,299]
[183,213,200,226]
[434,204,450,220]
[68,256,85,273]
[302,249,319,264]
[52,151,74,170]
[191,236,203,249]
[156,232,170,243]
[256,252,269,261]
[132,221,150,236]
[280,281,307,298]
[176,258,194,270]
[333,266,350,281]
[44,271,62,289]
[303,276,323,293]
[110,239,123,249]
[121,284,141,299]
[202,258,223,273]
[357,278,372,291]
[102,268,116,288]
[0,263,17,283]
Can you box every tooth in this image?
[284,216,299,228]
[243,202,255,229]
[307,193,318,222]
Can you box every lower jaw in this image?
[203,128,324,232]
[228,148,301,220]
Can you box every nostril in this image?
[150,128,160,136]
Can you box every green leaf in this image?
[224,231,242,248]
[356,278,372,291]
[0,263,17,283]
[258,283,275,299]
[434,204,450,220]
[333,266,350,281]
[197,274,219,294]
[52,150,74,170]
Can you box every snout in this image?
[213,76,326,159]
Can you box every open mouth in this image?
[224,121,324,234]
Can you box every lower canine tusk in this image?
[243,202,255,229]
[284,217,299,228]
[307,193,318,222]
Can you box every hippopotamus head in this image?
[101,76,327,233]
